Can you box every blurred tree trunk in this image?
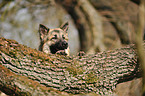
[89,0,139,44]
[56,0,139,54]
[56,0,106,54]
[135,0,145,95]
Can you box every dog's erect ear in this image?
[39,24,49,40]
[60,22,69,32]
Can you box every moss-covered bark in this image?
[0,37,142,95]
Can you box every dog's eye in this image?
[62,35,65,39]
[52,34,57,39]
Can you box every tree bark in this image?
[0,64,70,96]
[0,37,142,95]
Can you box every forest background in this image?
[0,0,142,55]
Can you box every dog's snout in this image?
[62,41,68,48]
[62,41,68,46]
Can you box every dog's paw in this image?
[56,50,67,55]
[77,51,85,56]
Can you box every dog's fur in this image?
[38,22,69,56]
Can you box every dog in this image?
[38,22,70,56]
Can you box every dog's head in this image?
[39,22,69,54]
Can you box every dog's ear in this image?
[60,22,69,32]
[39,24,49,40]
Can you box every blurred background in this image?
[0,0,143,56]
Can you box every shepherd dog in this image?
[38,22,69,56]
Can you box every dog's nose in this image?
[62,41,68,48]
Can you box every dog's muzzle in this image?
[50,40,68,54]
[59,40,68,50]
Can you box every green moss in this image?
[66,61,85,77]
[84,72,99,83]
[66,59,99,83]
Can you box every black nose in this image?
[62,41,68,48]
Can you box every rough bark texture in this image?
[0,37,142,95]
[0,64,70,96]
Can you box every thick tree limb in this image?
[0,37,142,95]
[0,64,69,96]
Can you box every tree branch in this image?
[0,37,142,95]
[0,64,69,96]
